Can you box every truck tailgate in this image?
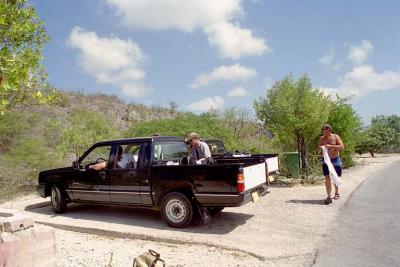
[243,162,267,191]
[266,157,279,173]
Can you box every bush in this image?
[0,137,63,203]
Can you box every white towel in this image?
[321,146,341,187]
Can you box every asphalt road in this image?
[313,160,400,267]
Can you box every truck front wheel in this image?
[161,192,193,228]
[51,184,67,214]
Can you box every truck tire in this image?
[51,184,67,214]
[207,207,224,215]
[161,192,193,228]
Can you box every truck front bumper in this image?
[36,184,46,198]
[195,183,269,207]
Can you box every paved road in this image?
[313,160,400,267]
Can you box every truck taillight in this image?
[237,171,245,192]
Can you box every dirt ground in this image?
[1,154,399,267]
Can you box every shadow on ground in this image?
[27,203,253,234]
[287,199,326,205]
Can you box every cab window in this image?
[153,141,188,161]
[114,143,143,169]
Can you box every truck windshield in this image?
[153,141,188,160]
[80,145,111,164]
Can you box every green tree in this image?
[0,0,54,114]
[371,114,400,149]
[58,109,119,159]
[326,97,361,167]
[254,74,331,176]
[371,115,400,132]
[355,124,396,157]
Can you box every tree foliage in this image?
[0,0,56,114]
[254,74,331,176]
[371,114,400,133]
[325,97,361,167]
[355,123,396,157]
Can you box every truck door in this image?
[109,143,147,204]
[72,145,112,202]
[138,142,152,205]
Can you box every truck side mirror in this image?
[72,160,79,169]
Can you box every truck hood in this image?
[39,166,74,176]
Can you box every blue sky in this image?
[31,0,400,124]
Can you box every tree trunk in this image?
[297,135,308,178]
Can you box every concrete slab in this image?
[0,214,34,233]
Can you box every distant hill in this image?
[14,90,182,131]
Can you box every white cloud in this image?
[105,0,269,59]
[319,49,334,66]
[190,64,257,89]
[319,48,342,71]
[67,27,152,97]
[347,40,374,65]
[186,96,224,112]
[106,0,243,31]
[204,22,269,59]
[321,65,400,97]
[227,86,249,97]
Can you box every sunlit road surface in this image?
[313,160,400,267]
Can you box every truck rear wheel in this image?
[51,184,67,214]
[161,192,193,228]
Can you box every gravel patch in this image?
[55,229,265,267]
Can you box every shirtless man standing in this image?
[319,124,344,204]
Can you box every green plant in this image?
[254,74,331,177]
[0,0,52,114]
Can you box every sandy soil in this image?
[1,154,399,267]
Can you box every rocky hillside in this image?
[14,91,180,132]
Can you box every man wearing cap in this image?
[319,124,344,204]
[186,132,212,164]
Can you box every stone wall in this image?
[0,209,56,267]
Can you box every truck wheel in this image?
[207,207,224,215]
[51,185,67,214]
[161,192,193,228]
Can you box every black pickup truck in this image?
[37,136,273,228]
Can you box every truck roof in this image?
[94,136,184,146]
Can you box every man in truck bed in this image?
[186,132,212,164]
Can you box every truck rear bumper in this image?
[195,183,269,207]
[36,184,46,198]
